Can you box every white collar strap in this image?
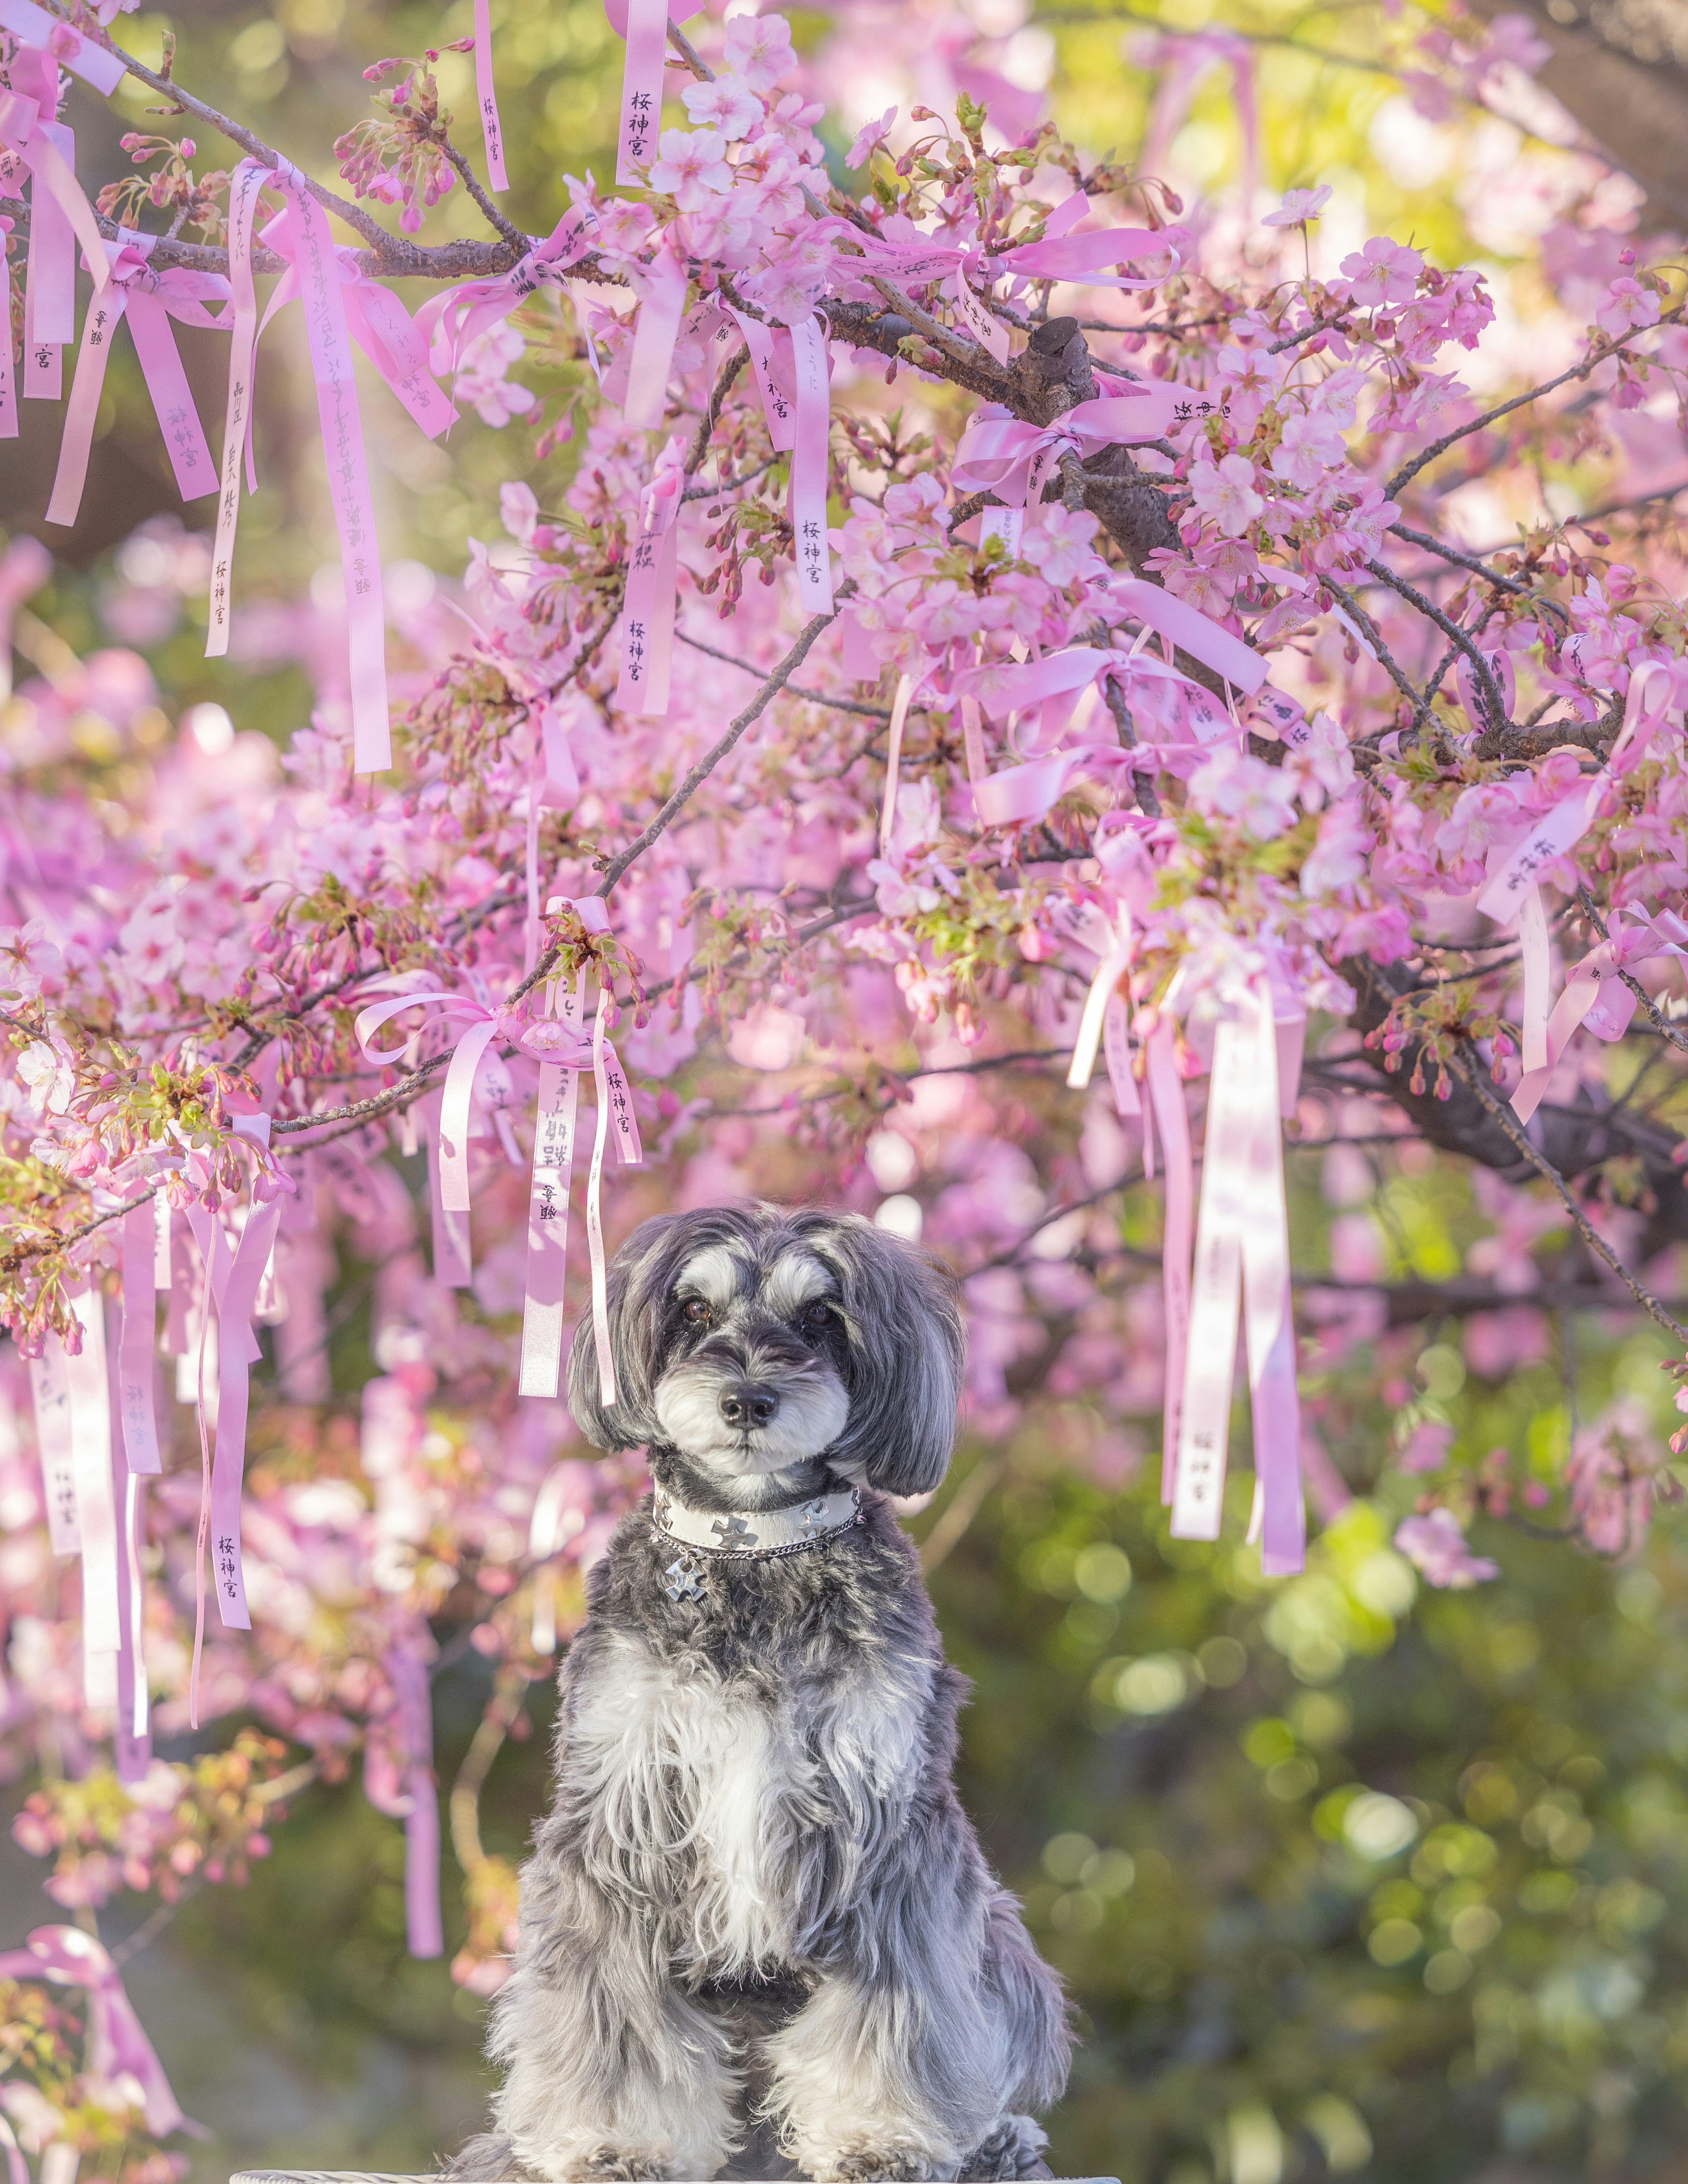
[651,1483,862,1563]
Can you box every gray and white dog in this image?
[453,1204,1070,2184]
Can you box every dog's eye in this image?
[681,1297,711,1325]
[800,1299,833,1333]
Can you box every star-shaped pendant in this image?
[664,1553,705,1603]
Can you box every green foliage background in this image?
[8,4,1688,2183]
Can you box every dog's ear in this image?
[565,1214,677,1450]
[804,1214,965,1497]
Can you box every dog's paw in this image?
[812,2149,938,2182]
[958,2116,1050,2182]
[568,2151,676,2182]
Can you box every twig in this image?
[1388,522,1569,620]
[594,585,859,900]
[666,20,715,79]
[674,628,891,720]
[1385,308,1685,498]
[1446,1044,1688,1347]
[919,1450,1009,1573]
[1363,558,1508,730]
[1321,576,1423,712]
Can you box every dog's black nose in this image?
[720,1384,779,1429]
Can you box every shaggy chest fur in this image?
[555,1495,945,1982]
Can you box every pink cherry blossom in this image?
[1190,453,1264,536]
[1394,1510,1499,1587]
[1262,184,1332,228]
[645,127,734,207]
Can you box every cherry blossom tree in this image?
[2,0,1688,2173]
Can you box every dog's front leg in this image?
[762,1865,1016,2184]
[488,1869,740,2182]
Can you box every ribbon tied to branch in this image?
[518,897,644,1409]
[47,233,229,528]
[1512,905,1688,1124]
[952,389,1193,511]
[0,1926,194,2140]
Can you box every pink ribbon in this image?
[877,672,918,856]
[180,1117,284,1729]
[256,236,457,445]
[723,305,796,450]
[1146,1027,1192,1497]
[1478,661,1675,924]
[517,897,644,1406]
[117,1198,161,1477]
[611,0,671,187]
[0,1928,191,2139]
[65,1284,119,1704]
[106,1311,150,1788]
[1169,984,1304,1573]
[473,0,507,191]
[388,1638,443,1958]
[0,2,127,93]
[789,313,834,612]
[615,431,686,717]
[244,165,392,773]
[994,220,1188,293]
[27,1330,77,1554]
[2,43,109,402]
[1108,576,1270,696]
[951,389,1186,509]
[46,233,229,529]
[357,988,517,1282]
[414,204,597,377]
[206,159,268,661]
[1512,906,1688,1124]
[1456,643,1515,730]
[623,245,688,430]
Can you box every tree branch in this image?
[1446,1043,1688,1346]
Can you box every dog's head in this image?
[566,1203,965,1501]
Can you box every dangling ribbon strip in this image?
[612,0,669,187]
[65,1285,119,1708]
[46,233,229,529]
[269,168,390,770]
[106,1301,150,1787]
[255,243,458,440]
[0,41,111,402]
[472,0,508,191]
[1169,987,1304,1573]
[518,961,586,1399]
[614,431,686,717]
[1147,1027,1192,1499]
[622,246,687,430]
[789,313,834,612]
[356,990,508,1282]
[117,1199,161,1477]
[517,897,644,1404]
[877,672,916,858]
[387,1638,443,1958]
[725,305,796,449]
[27,1330,77,1555]
[206,159,268,659]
